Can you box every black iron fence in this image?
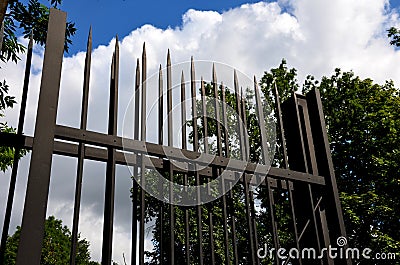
[0,9,351,265]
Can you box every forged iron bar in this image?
[200,76,216,265]
[254,77,280,264]
[101,35,119,265]
[166,50,175,265]
[272,82,302,265]
[221,82,238,265]
[131,58,140,265]
[243,84,260,265]
[181,71,191,265]
[297,97,323,261]
[234,71,251,265]
[190,57,204,265]
[50,124,326,185]
[239,87,256,264]
[306,90,352,265]
[0,32,33,265]
[16,9,66,265]
[214,78,230,265]
[139,43,147,265]
[293,92,323,257]
[158,63,164,265]
[70,27,92,265]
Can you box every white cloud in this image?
[1,0,400,263]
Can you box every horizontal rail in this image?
[0,130,325,186]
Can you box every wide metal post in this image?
[16,8,66,265]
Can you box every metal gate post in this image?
[16,8,66,265]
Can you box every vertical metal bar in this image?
[190,57,204,265]
[181,71,191,265]
[0,20,4,51]
[243,84,260,265]
[0,32,33,265]
[254,78,281,264]
[102,35,119,265]
[214,77,230,265]
[239,87,256,264]
[221,82,236,265]
[70,27,92,265]
[233,72,250,264]
[158,64,164,265]
[249,191,260,265]
[306,89,351,265]
[159,64,164,145]
[200,78,209,154]
[297,98,323,258]
[294,94,322,256]
[166,50,175,265]
[224,75,238,265]
[139,43,147,265]
[212,65,222,154]
[283,92,322,264]
[272,82,302,265]
[200,76,215,265]
[131,58,140,265]
[16,9,66,265]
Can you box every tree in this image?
[133,60,400,264]
[4,216,99,265]
[262,60,400,263]
[1,0,76,63]
[304,68,400,258]
[0,0,76,171]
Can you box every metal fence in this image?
[0,9,351,265]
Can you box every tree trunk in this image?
[0,0,8,24]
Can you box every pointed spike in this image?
[87,27,92,49]
[114,35,119,51]
[191,56,195,80]
[254,75,262,100]
[159,64,163,89]
[135,58,140,88]
[142,43,147,66]
[181,70,185,83]
[167,49,171,66]
[234,69,239,94]
[212,63,217,84]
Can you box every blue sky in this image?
[58,0,273,54]
[53,0,400,54]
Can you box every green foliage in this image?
[303,68,400,258]
[4,216,99,265]
[388,26,400,47]
[262,60,400,262]
[133,59,400,264]
[0,79,27,172]
[1,0,76,63]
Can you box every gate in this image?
[0,9,351,265]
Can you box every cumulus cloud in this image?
[1,0,400,263]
